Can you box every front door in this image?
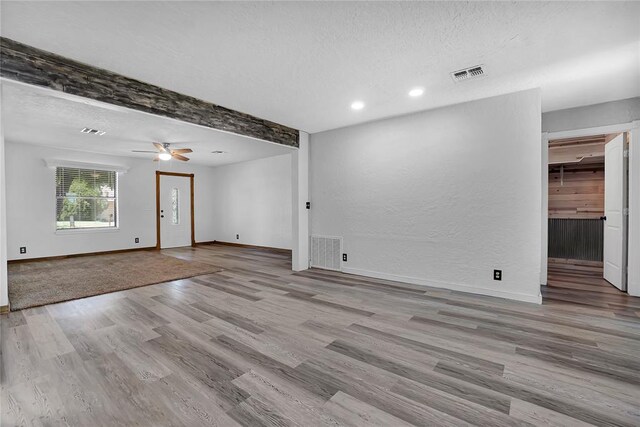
[603,133,628,290]
[159,174,192,249]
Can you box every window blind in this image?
[55,167,118,229]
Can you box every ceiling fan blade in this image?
[153,142,167,152]
[172,153,190,162]
[131,150,158,153]
[171,148,193,154]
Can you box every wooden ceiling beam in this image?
[0,37,299,148]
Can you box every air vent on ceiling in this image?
[311,235,342,271]
[451,65,486,83]
[211,150,227,154]
[81,127,106,136]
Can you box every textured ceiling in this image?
[1,83,293,166]
[1,1,639,133]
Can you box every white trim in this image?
[45,158,129,174]
[546,121,637,140]
[55,227,120,235]
[627,125,640,296]
[341,266,542,304]
[541,132,549,286]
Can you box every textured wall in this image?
[211,154,292,249]
[542,97,640,133]
[5,142,217,260]
[0,92,7,307]
[310,89,542,303]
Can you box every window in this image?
[56,167,118,230]
[171,188,179,224]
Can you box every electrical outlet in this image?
[135,237,140,244]
[493,269,502,281]
[19,246,26,254]
[306,202,310,209]
[236,234,239,240]
[342,253,348,262]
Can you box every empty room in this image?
[1,1,639,426]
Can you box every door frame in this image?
[541,120,640,296]
[155,171,195,249]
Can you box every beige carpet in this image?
[8,250,223,311]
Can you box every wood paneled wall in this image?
[549,163,604,218]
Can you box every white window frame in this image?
[45,159,128,234]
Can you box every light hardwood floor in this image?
[1,245,639,426]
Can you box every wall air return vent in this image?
[311,235,342,271]
[451,65,486,83]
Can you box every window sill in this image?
[55,228,120,235]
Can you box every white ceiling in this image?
[1,82,293,166]
[1,1,639,133]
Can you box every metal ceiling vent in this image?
[451,65,486,83]
[311,235,342,271]
[81,127,106,136]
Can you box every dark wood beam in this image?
[0,37,299,148]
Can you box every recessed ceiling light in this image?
[158,152,172,161]
[351,101,365,110]
[408,88,424,97]
[80,127,106,136]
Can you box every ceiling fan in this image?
[132,143,193,162]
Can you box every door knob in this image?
[600,216,606,221]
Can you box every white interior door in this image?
[159,175,192,249]
[603,134,627,290]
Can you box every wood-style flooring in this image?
[545,258,639,318]
[1,245,639,426]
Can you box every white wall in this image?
[292,132,310,270]
[542,97,640,133]
[5,142,216,260]
[211,153,292,249]
[0,85,8,308]
[310,89,542,303]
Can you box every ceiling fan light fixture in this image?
[158,152,172,161]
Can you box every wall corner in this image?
[291,131,310,271]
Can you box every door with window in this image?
[159,174,192,248]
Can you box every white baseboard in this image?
[341,266,543,305]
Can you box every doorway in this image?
[547,132,629,292]
[156,171,195,249]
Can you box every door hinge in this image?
[623,149,629,158]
